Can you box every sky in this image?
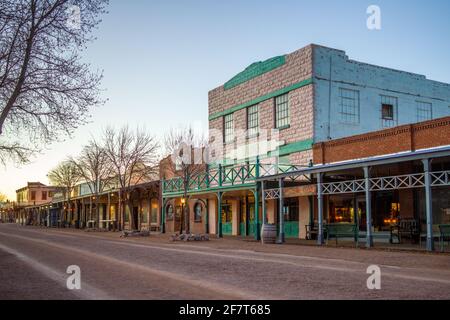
[1,0,450,199]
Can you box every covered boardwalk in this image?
[259,145,450,252]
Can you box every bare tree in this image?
[0,0,108,164]
[103,126,159,231]
[47,160,81,227]
[0,192,8,203]
[164,127,207,234]
[69,138,114,229]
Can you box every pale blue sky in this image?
[1,0,450,199]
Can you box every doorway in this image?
[132,206,139,230]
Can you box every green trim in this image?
[209,78,313,121]
[278,139,314,156]
[267,138,314,158]
[162,183,257,198]
[224,56,286,90]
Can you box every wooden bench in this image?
[325,223,358,246]
[390,219,419,244]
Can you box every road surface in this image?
[0,223,449,300]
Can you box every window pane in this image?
[339,88,360,124]
[247,105,259,136]
[380,95,398,128]
[224,114,234,143]
[275,94,289,128]
[417,101,432,122]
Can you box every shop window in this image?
[194,202,203,222]
[141,205,148,223]
[151,200,158,223]
[283,198,299,222]
[125,206,130,222]
[222,203,232,223]
[328,197,355,223]
[166,204,174,220]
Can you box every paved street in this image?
[0,223,449,300]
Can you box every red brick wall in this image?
[313,117,450,164]
[209,44,315,166]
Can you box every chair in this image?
[390,219,419,244]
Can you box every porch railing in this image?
[162,160,307,195]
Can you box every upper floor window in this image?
[224,114,234,143]
[339,88,360,124]
[247,105,259,137]
[380,95,398,128]
[417,101,432,122]
[30,191,36,201]
[275,94,290,129]
[41,191,47,201]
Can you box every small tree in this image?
[0,0,108,164]
[164,127,207,234]
[48,160,81,226]
[103,126,159,231]
[69,139,114,228]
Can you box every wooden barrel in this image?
[261,224,277,244]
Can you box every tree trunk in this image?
[95,195,100,230]
[179,208,184,234]
[184,205,190,234]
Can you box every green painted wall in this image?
[224,56,286,90]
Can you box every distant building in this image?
[16,182,56,208]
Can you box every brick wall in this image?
[313,116,450,164]
[209,44,315,166]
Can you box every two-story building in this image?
[161,44,450,249]
[15,182,57,225]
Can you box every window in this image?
[141,205,148,223]
[339,88,360,124]
[221,203,232,223]
[247,105,259,137]
[194,202,203,222]
[41,191,47,201]
[224,114,234,143]
[380,95,398,128]
[382,104,394,119]
[125,206,130,222]
[166,205,174,220]
[275,94,290,129]
[151,200,158,223]
[30,191,36,201]
[417,101,432,122]
[282,198,299,222]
